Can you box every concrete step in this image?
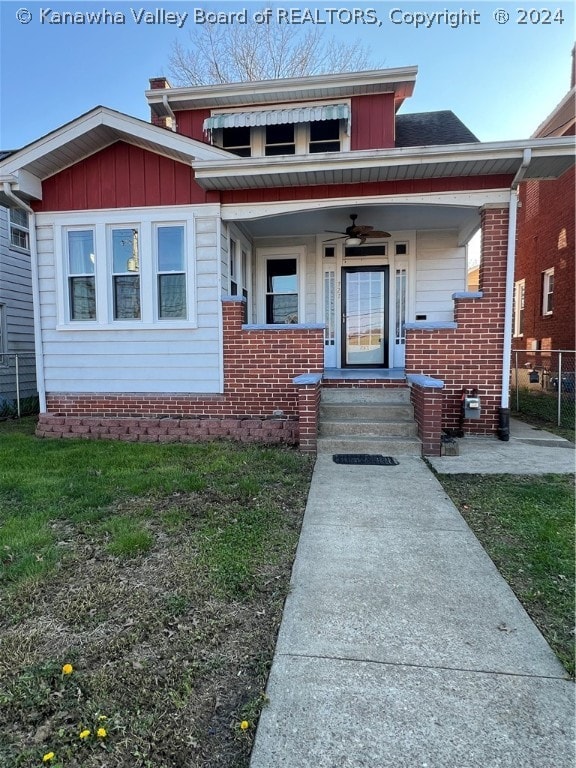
[319,418,418,438]
[321,387,410,405]
[320,402,414,421]
[317,435,422,456]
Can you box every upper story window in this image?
[542,268,554,316]
[206,103,350,158]
[221,127,251,157]
[265,124,295,155]
[309,120,340,153]
[10,208,30,251]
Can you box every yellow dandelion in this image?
[62,663,73,675]
[240,720,249,731]
[42,753,55,763]
[97,727,107,738]
[79,729,91,740]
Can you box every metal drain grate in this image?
[332,454,399,466]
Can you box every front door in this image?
[341,266,389,367]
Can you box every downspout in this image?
[2,182,46,413]
[162,94,177,132]
[498,148,531,440]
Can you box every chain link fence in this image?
[512,349,575,437]
[0,353,39,418]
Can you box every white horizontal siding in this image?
[37,210,223,395]
[415,230,466,322]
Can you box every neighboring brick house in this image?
[513,54,575,354]
[0,67,573,454]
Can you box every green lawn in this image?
[437,472,575,677]
[0,417,313,767]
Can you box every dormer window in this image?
[205,103,350,158]
[221,127,251,157]
[265,124,295,156]
[309,120,340,153]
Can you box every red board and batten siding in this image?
[33,142,208,212]
[350,94,396,150]
[33,138,515,212]
[174,94,396,148]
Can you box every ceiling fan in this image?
[324,214,391,244]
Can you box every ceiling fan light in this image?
[345,237,363,246]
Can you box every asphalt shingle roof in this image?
[395,111,479,147]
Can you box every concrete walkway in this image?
[250,427,575,768]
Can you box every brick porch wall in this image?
[405,206,508,436]
[38,299,324,450]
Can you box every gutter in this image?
[2,182,46,413]
[498,147,532,440]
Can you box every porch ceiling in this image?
[243,204,480,239]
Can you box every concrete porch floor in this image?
[322,368,406,381]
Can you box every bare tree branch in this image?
[168,15,381,85]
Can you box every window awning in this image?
[203,104,350,131]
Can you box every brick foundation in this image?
[39,299,323,450]
[36,414,298,445]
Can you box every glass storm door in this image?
[342,266,389,367]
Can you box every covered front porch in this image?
[223,197,488,373]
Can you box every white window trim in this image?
[65,226,97,323]
[9,208,30,253]
[542,267,554,316]
[514,279,525,337]
[53,209,198,331]
[109,223,143,323]
[256,246,305,325]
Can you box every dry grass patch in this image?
[0,419,313,767]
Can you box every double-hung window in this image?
[112,227,141,320]
[10,209,30,251]
[157,225,186,319]
[67,229,96,320]
[266,258,298,324]
[542,268,554,316]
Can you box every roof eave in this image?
[147,67,418,116]
[0,107,234,185]
[192,137,576,191]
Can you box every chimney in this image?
[149,77,171,90]
[149,77,174,129]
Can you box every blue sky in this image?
[0,0,574,150]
